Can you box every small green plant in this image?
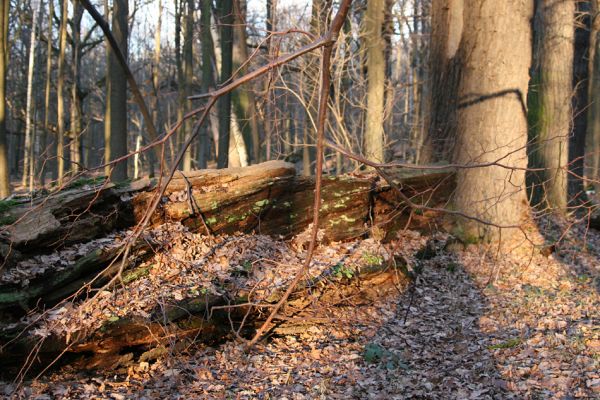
[488,337,521,350]
[332,263,354,279]
[242,260,252,271]
[446,262,459,273]
[362,252,383,266]
[363,343,408,370]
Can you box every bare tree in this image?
[217,0,234,168]
[57,0,68,185]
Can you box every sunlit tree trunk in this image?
[182,0,194,171]
[150,0,162,176]
[422,0,462,163]
[0,0,10,197]
[23,0,41,190]
[530,0,573,211]
[57,0,68,185]
[70,0,83,174]
[363,0,385,164]
[198,0,213,169]
[233,0,259,164]
[217,0,234,168]
[453,0,533,241]
[41,0,53,186]
[570,0,590,201]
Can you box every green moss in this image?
[66,176,106,189]
[206,217,217,225]
[0,199,19,214]
[340,215,356,223]
[122,265,151,284]
[0,215,16,226]
[362,252,383,266]
[226,213,248,223]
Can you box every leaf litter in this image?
[1,218,599,399]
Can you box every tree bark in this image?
[57,0,68,186]
[363,0,385,164]
[182,0,194,171]
[198,0,214,169]
[23,0,41,190]
[587,0,600,188]
[452,0,533,241]
[70,0,84,175]
[217,0,234,168]
[0,0,9,197]
[422,0,462,163]
[41,0,54,187]
[529,0,573,211]
[570,0,590,201]
[106,0,128,181]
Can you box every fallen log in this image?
[0,256,408,372]
[0,162,453,315]
[132,161,455,241]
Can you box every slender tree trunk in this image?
[453,0,533,242]
[570,0,591,200]
[530,0,573,211]
[70,0,83,174]
[217,0,234,168]
[198,0,213,169]
[57,0,68,185]
[363,0,385,164]
[422,0,462,163]
[0,0,10,197]
[588,0,600,187]
[233,0,259,164]
[106,0,128,181]
[182,0,194,171]
[150,0,162,177]
[41,0,53,186]
[23,0,41,189]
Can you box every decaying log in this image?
[133,161,455,241]
[0,162,453,314]
[0,259,407,371]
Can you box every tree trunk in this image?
[587,0,600,188]
[41,0,53,187]
[106,0,128,182]
[422,0,462,163]
[23,0,41,190]
[217,0,234,168]
[529,0,573,211]
[182,0,194,171]
[0,0,9,197]
[57,0,68,186]
[570,0,590,201]
[363,0,385,164]
[233,0,259,164]
[198,0,214,169]
[452,0,533,242]
[150,0,162,177]
[70,0,83,175]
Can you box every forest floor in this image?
[1,217,599,399]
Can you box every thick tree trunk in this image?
[363,0,385,164]
[452,0,533,242]
[529,0,573,211]
[422,0,462,163]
